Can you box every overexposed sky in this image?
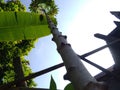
[25,0,120,89]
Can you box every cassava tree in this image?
[43,8,108,90]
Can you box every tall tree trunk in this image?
[43,10,108,90]
[13,57,27,87]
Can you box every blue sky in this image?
[22,0,120,89]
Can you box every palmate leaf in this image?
[0,11,51,41]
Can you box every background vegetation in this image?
[0,0,58,88]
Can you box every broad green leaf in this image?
[0,11,51,41]
[49,76,57,90]
[64,83,74,90]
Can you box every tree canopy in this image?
[29,0,58,16]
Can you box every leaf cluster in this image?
[49,76,74,90]
[0,11,50,41]
[29,0,58,17]
[0,40,37,87]
[30,0,58,26]
[0,0,26,12]
[0,0,37,87]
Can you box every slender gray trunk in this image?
[43,10,108,90]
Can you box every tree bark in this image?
[43,10,108,90]
[13,57,27,87]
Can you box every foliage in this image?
[49,76,57,90]
[0,0,4,3]
[0,0,57,88]
[29,0,58,17]
[0,0,38,87]
[29,0,58,25]
[21,56,37,87]
[0,40,37,87]
[0,0,26,12]
[49,76,74,90]
[64,83,74,90]
[0,11,50,41]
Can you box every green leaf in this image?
[0,11,51,41]
[49,76,57,90]
[64,83,74,90]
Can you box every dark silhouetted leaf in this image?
[49,76,57,90]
